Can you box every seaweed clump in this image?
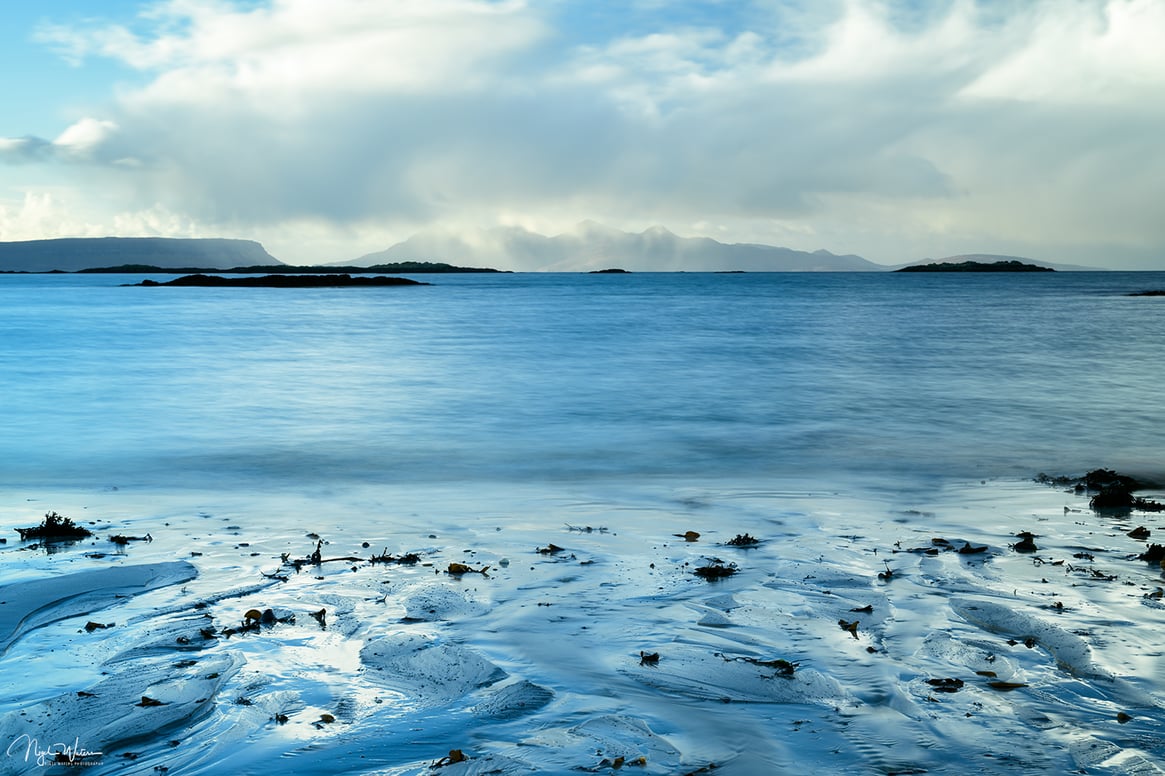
[1037,469,1165,513]
[717,653,798,677]
[1090,486,1165,514]
[694,561,737,580]
[16,511,93,542]
[1139,544,1165,564]
[1012,532,1038,553]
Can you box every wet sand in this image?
[1,476,1163,774]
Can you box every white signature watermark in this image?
[6,734,103,768]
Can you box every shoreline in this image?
[1,474,1163,774]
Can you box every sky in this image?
[1,0,1164,269]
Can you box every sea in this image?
[3,270,1165,491]
[1,270,1163,775]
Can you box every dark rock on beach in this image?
[127,273,428,288]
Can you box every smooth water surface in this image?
[2,271,1164,490]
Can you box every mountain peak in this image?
[572,220,622,237]
[352,222,888,272]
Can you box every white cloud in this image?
[0,189,203,243]
[961,0,1165,105]
[0,118,125,166]
[44,0,548,103]
[767,0,981,83]
[4,0,1165,267]
[53,118,120,160]
[0,191,68,240]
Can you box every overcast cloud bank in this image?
[1,0,1163,269]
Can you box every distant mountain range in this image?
[0,230,1085,274]
[346,222,886,272]
[0,237,279,272]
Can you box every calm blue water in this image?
[3,270,1165,490]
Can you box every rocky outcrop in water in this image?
[129,274,427,288]
[896,260,1053,273]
